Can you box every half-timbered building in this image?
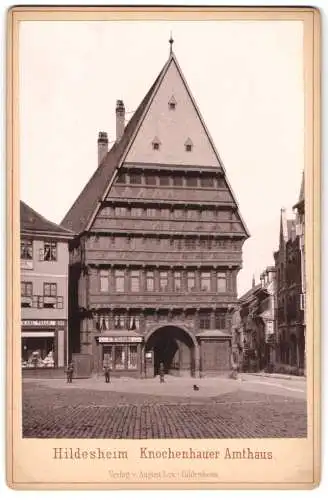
[61,45,249,377]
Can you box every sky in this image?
[19,20,304,296]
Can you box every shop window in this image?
[187,271,196,292]
[103,346,113,369]
[217,272,227,293]
[114,345,125,369]
[173,271,182,292]
[200,272,211,292]
[114,269,125,292]
[146,271,155,292]
[172,175,183,186]
[21,239,33,260]
[159,271,169,292]
[128,345,138,369]
[21,337,55,369]
[100,270,110,292]
[41,241,57,261]
[129,172,142,184]
[130,270,140,292]
[21,281,33,308]
[199,313,211,329]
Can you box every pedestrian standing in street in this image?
[103,365,110,383]
[66,362,74,383]
[159,362,165,383]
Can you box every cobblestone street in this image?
[22,376,307,439]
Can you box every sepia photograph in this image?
[19,17,307,441]
[7,5,321,489]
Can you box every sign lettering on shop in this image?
[22,320,57,327]
[98,336,143,343]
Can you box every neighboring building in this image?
[232,268,276,372]
[293,172,306,360]
[20,201,74,369]
[61,46,249,378]
[274,193,305,373]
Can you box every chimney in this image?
[116,100,125,141]
[98,131,108,165]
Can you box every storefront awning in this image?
[22,331,55,338]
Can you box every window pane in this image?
[187,272,195,291]
[130,270,140,292]
[145,174,157,185]
[217,272,227,293]
[115,206,127,216]
[147,208,157,217]
[199,313,210,329]
[115,270,125,292]
[146,271,154,291]
[114,346,125,369]
[128,345,138,369]
[159,175,170,186]
[50,283,57,296]
[44,241,57,261]
[131,207,143,217]
[130,173,142,184]
[116,173,126,184]
[172,176,183,186]
[21,239,33,259]
[174,272,181,291]
[44,283,50,296]
[100,270,109,292]
[200,176,214,187]
[159,271,168,292]
[186,176,198,187]
[174,208,184,218]
[201,272,211,292]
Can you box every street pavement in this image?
[22,375,307,439]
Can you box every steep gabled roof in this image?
[61,60,168,233]
[61,51,249,237]
[21,201,74,238]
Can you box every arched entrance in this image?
[145,325,196,377]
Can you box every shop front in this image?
[21,319,67,369]
[97,332,143,377]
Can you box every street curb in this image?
[242,373,306,381]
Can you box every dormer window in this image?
[152,137,161,151]
[185,138,193,152]
[168,96,177,110]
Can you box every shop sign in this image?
[22,320,56,327]
[98,336,143,343]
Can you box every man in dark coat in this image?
[159,362,165,383]
[66,363,74,383]
[103,365,110,383]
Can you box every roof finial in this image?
[169,32,174,54]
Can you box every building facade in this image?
[62,48,249,377]
[231,268,276,373]
[274,188,305,374]
[20,201,74,369]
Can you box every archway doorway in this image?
[146,325,196,377]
